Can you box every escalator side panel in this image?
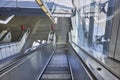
[0,44,54,80]
[68,45,91,80]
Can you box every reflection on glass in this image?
[71,0,115,56]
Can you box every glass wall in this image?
[71,0,115,56]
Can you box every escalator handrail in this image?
[0,28,30,46]
[36,44,56,80]
[0,42,52,76]
[0,29,10,42]
[66,52,74,80]
[68,42,98,80]
[0,28,30,49]
[71,41,120,79]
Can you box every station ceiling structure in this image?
[0,0,73,16]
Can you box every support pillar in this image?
[88,0,95,46]
[103,0,115,53]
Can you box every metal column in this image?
[103,0,115,53]
[88,1,95,46]
[82,7,86,34]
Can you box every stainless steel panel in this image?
[68,45,91,80]
[109,0,120,58]
[0,43,54,80]
[114,21,120,61]
[109,17,119,58]
[0,73,11,80]
[113,0,120,61]
[70,43,120,80]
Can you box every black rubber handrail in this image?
[0,28,30,45]
[36,45,56,80]
[71,41,120,79]
[68,42,98,80]
[66,52,74,80]
[0,29,10,42]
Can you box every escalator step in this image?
[40,48,71,80]
[48,64,68,68]
[41,73,71,80]
[44,70,70,74]
[46,67,69,71]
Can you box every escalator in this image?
[40,45,72,80]
[0,29,11,43]
[0,43,94,80]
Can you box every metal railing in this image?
[0,42,55,80]
[0,29,10,42]
[68,42,97,80]
[0,28,30,60]
[70,41,120,80]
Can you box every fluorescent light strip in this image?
[36,0,55,23]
